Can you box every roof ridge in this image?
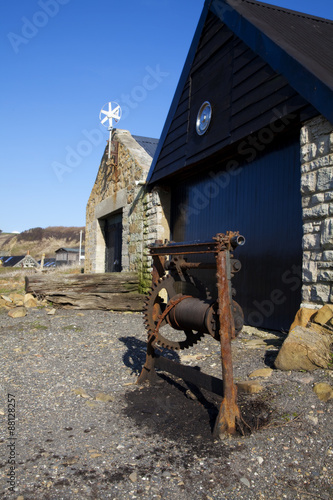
[132,135,159,142]
[242,0,333,25]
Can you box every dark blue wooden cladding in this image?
[171,136,302,331]
[150,11,311,185]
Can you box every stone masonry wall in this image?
[140,186,170,292]
[301,115,333,308]
[85,129,170,292]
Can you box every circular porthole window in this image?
[196,101,212,135]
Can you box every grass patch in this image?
[30,321,48,331]
[63,324,82,332]
[0,268,26,295]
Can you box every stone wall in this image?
[301,115,333,308]
[85,129,170,292]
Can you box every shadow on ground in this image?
[123,370,276,451]
[118,336,180,375]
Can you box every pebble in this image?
[129,471,138,483]
[0,308,331,500]
[240,477,251,487]
[248,368,273,378]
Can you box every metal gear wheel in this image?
[143,273,211,351]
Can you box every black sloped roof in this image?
[212,0,333,104]
[147,0,333,184]
[1,256,25,267]
[132,136,159,158]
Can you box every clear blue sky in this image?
[1,0,332,233]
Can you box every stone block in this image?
[321,218,333,249]
[318,262,333,270]
[323,250,333,261]
[300,125,310,146]
[301,171,317,194]
[304,204,329,219]
[311,193,325,205]
[301,285,311,302]
[308,155,331,171]
[310,251,322,262]
[317,137,330,157]
[318,270,333,282]
[301,143,317,163]
[302,196,311,208]
[310,284,330,303]
[302,261,317,282]
[309,115,333,138]
[317,166,333,191]
[302,233,320,250]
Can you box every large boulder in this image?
[275,325,332,371]
[289,307,316,332]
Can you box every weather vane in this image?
[99,102,122,159]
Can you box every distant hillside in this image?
[0,227,85,259]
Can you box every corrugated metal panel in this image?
[171,135,302,331]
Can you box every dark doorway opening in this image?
[104,212,122,272]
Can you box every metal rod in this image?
[165,261,216,270]
[108,127,112,160]
[213,249,240,437]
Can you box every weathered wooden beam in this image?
[25,272,144,311]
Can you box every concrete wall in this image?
[301,115,333,308]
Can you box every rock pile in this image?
[0,293,48,318]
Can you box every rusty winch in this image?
[137,231,245,438]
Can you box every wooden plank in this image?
[233,70,287,105]
[26,272,139,294]
[230,96,307,143]
[233,57,271,88]
[25,272,144,311]
[231,91,306,134]
[160,120,188,147]
[150,156,188,183]
[158,132,189,162]
[40,292,144,311]
[192,28,234,74]
[233,44,259,73]
[232,77,290,116]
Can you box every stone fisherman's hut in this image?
[85,129,169,292]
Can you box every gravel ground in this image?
[0,307,332,499]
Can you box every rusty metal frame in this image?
[137,232,244,438]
